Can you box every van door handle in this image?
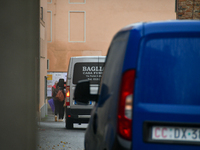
[93,113,98,134]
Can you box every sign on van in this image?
[73,63,105,84]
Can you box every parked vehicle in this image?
[74,20,200,150]
[65,56,106,129]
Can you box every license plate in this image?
[152,126,200,142]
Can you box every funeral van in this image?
[65,56,106,129]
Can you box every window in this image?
[68,11,86,42]
[47,0,52,4]
[47,11,52,42]
[136,37,200,105]
[69,0,86,4]
[73,63,105,84]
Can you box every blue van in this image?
[74,20,200,150]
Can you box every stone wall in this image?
[177,0,200,19]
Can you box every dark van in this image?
[74,20,200,150]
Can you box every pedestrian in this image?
[52,81,65,122]
[52,83,59,121]
[52,81,58,97]
[57,80,65,121]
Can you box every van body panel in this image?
[122,25,143,72]
[129,22,200,149]
[85,31,131,150]
[67,58,73,80]
[144,20,200,35]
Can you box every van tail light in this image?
[117,69,136,141]
[66,86,70,106]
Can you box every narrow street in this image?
[37,109,87,150]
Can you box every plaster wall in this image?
[47,0,176,72]
[40,0,48,117]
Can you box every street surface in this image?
[37,110,87,150]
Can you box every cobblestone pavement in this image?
[37,110,87,150]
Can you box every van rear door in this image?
[132,23,200,149]
[70,56,105,109]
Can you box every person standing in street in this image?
[52,83,59,121]
[57,80,65,121]
[52,80,65,122]
[52,81,58,96]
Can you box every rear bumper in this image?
[65,107,92,123]
[117,136,131,150]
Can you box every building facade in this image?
[40,0,48,118]
[47,0,176,72]
[38,0,200,118]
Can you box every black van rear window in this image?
[135,37,200,105]
[73,63,104,84]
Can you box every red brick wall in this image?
[177,0,200,19]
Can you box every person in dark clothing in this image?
[52,83,59,121]
[52,81,65,122]
[57,81,65,121]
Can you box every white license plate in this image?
[152,126,200,142]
